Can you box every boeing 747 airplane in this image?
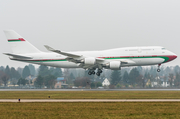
[3,30,177,76]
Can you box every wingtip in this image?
[3,53,8,55]
[44,45,55,51]
[44,45,48,48]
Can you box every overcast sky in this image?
[0,0,179,68]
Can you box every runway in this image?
[0,89,180,91]
[1,99,180,102]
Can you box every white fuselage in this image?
[12,46,177,69]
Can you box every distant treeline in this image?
[0,64,180,88]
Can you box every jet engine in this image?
[84,57,96,65]
[108,61,121,70]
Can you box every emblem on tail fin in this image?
[8,38,25,42]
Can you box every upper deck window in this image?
[129,49,138,51]
[142,49,151,51]
[162,48,166,50]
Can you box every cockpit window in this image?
[162,48,166,50]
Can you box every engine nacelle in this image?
[109,61,121,70]
[84,57,96,65]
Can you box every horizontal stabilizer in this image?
[4,53,32,59]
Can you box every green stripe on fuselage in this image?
[28,56,169,63]
[104,56,169,63]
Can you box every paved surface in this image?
[1,99,180,102]
[0,89,180,91]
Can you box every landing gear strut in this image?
[157,64,161,72]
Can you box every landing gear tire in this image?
[88,71,92,75]
[88,70,95,75]
[96,69,102,76]
[157,69,160,72]
[98,69,102,73]
[92,71,95,75]
[157,64,161,72]
[96,72,100,76]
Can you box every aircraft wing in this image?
[44,45,108,68]
[44,45,133,69]
[44,45,81,58]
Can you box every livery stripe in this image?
[15,55,173,63]
[8,38,25,42]
[8,40,21,42]
[102,56,169,63]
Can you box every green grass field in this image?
[1,91,180,118]
[0,91,180,99]
[0,102,180,119]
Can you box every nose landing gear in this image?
[157,64,161,72]
[157,69,161,72]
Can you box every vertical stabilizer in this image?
[4,30,41,54]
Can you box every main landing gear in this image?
[88,69,102,76]
[96,69,102,76]
[88,70,95,75]
[157,64,161,72]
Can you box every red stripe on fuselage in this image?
[98,55,176,58]
[166,55,177,62]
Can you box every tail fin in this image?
[4,30,41,54]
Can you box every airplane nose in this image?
[167,54,177,62]
[172,52,177,59]
[174,55,177,59]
